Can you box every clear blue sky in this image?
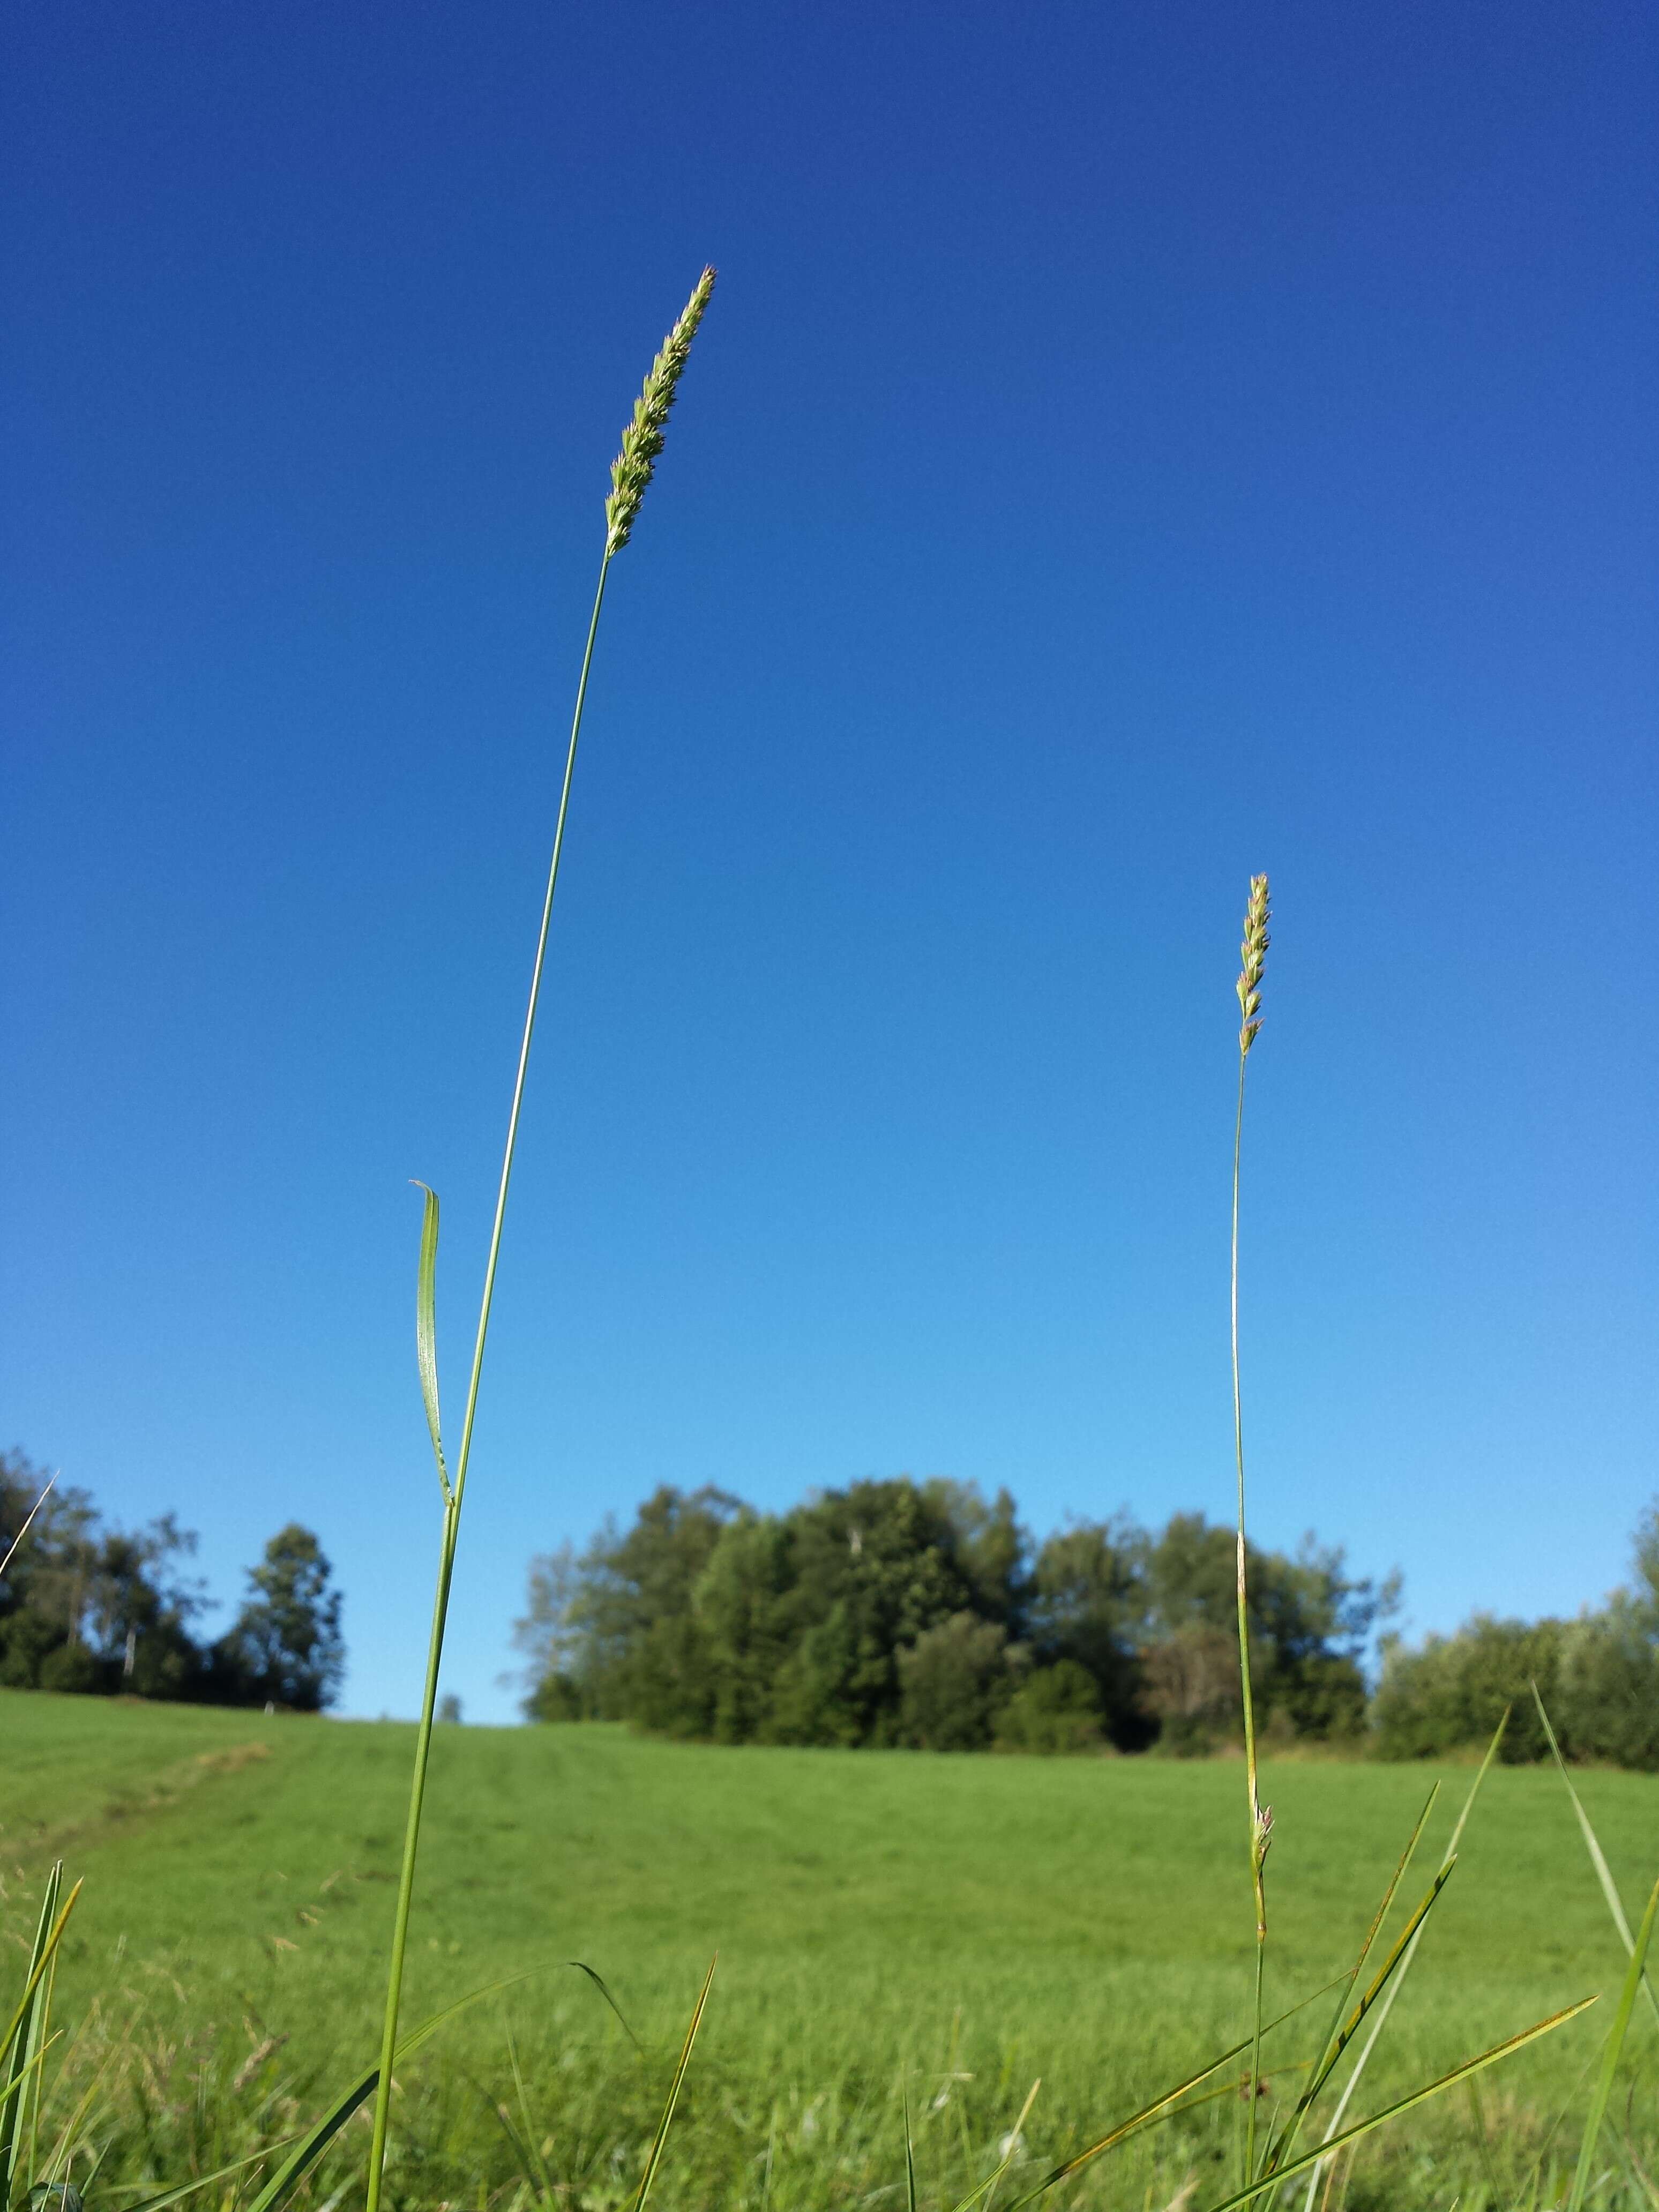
[4,1,1654,1724]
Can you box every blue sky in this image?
[3,1,1654,1724]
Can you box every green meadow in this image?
[11,1692,1658,2209]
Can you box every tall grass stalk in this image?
[362,265,716,2212]
[1231,872,1271,2179]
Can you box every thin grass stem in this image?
[1231,875,1271,2180]
[362,553,610,2212]
[357,265,713,2212]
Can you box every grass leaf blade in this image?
[1191,1996,1597,2212]
[999,1983,1342,2212]
[630,1955,716,2212]
[1262,1786,1440,2178]
[1567,1875,1659,2212]
[244,1970,536,2212]
[1533,1681,1659,2036]
[412,1182,452,1504]
[0,1863,61,2199]
[1299,1709,1508,2211]
[903,2080,918,2212]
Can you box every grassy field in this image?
[9,1692,1658,2210]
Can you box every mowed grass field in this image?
[9,1692,1658,2210]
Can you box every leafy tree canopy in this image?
[517,1476,1393,1755]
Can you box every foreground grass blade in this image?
[999,1984,1339,2212]
[466,1966,644,2202]
[1299,1708,1509,2211]
[563,1957,644,2052]
[903,2081,918,2212]
[0,1862,61,2199]
[115,2139,302,2212]
[1187,1996,1597,2212]
[954,2078,1041,2212]
[0,1474,56,1582]
[629,1956,716,2212]
[246,1972,533,2212]
[1262,1786,1440,2179]
[1534,1682,1659,2036]
[1567,1875,1659,2212]
[0,1879,79,2081]
[412,1183,452,1504]
[1296,1862,1458,2127]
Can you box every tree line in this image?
[513,1478,1393,1754]
[0,1448,345,1710]
[1371,1501,1659,1769]
[518,1481,1659,1768]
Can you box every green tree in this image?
[91,1514,208,1699]
[514,1544,600,1720]
[1029,1516,1152,1747]
[1555,1599,1659,1770]
[994,1659,1104,1754]
[693,1515,799,1742]
[762,1481,978,1746]
[219,1525,345,1712]
[1371,1615,1564,1761]
[898,1611,1014,1751]
[565,1485,743,1721]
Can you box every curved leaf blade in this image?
[412,1182,452,1505]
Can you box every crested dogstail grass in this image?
[361,268,718,2212]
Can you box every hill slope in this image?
[6,1693,1654,2204]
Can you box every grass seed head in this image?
[1236,873,1271,1056]
[605,266,717,556]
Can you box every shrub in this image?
[1371,1614,1565,1760]
[993,1658,1104,1753]
[1553,1597,1659,1770]
[897,1611,1013,1750]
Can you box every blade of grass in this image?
[1261,1787,1440,2179]
[26,1918,59,2190]
[946,2079,1042,2212]
[1566,1874,1659,2212]
[1187,1996,1598,2212]
[461,1963,640,2210]
[412,1183,452,1505]
[249,1970,535,2212]
[1299,1708,1509,2212]
[0,1880,79,2080]
[629,1955,716,2212]
[1533,1682,1659,2036]
[903,2081,918,2212]
[0,1475,56,1582]
[506,2020,556,2204]
[562,1959,644,2052]
[114,2140,303,2212]
[461,2058,544,2206]
[0,1863,61,2200]
[1264,1856,1457,2182]
[998,1981,1342,2212]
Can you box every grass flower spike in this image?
[1237,872,1269,1056]
[606,267,716,555]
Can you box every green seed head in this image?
[604,266,717,556]
[1236,873,1271,1055]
